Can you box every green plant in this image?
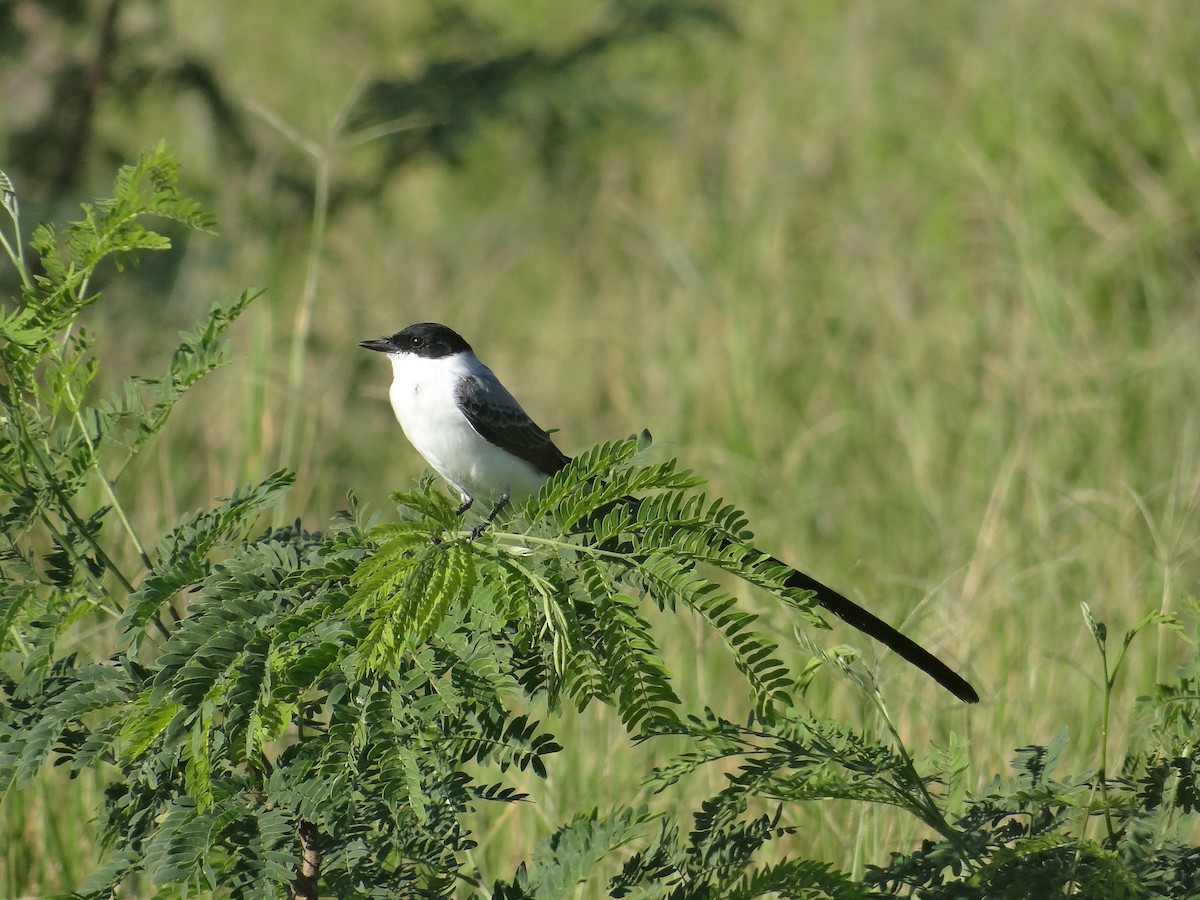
[863,605,1199,900]
[0,148,945,896]
[2,148,1197,899]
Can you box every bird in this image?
[360,322,979,703]
[358,322,570,523]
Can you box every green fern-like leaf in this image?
[493,807,657,899]
[727,858,867,900]
[94,289,262,464]
[120,470,295,643]
[71,140,215,274]
[352,539,478,676]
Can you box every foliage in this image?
[867,645,1200,899]
[2,150,1198,898]
[0,0,731,205]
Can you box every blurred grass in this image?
[5,0,1200,894]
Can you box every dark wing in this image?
[456,374,571,477]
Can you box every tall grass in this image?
[5,0,1199,893]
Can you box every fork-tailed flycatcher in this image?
[360,322,979,703]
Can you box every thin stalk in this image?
[0,356,172,640]
[278,147,331,476]
[1083,605,1118,841]
[0,171,33,290]
[8,413,128,619]
[32,438,137,601]
[1098,656,1116,840]
[32,321,157,588]
[1070,608,1114,896]
[0,228,32,292]
[873,692,973,859]
[248,76,368,486]
[66,391,154,570]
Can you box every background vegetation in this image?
[2,0,1198,894]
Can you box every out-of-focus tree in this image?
[1,0,732,209]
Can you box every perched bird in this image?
[360,322,979,702]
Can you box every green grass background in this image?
[4,0,1200,894]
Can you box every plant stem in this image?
[254,77,367,488]
[0,172,33,290]
[874,694,966,852]
[67,392,154,571]
[289,819,322,900]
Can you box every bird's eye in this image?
[410,335,424,348]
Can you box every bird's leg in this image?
[469,492,510,540]
[455,493,474,516]
[486,492,511,523]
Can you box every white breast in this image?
[387,352,548,505]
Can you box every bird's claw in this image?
[465,493,510,541]
[485,493,510,523]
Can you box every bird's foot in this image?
[486,493,511,523]
[467,493,510,540]
[455,496,474,516]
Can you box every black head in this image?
[358,322,473,359]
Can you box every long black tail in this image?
[768,554,978,703]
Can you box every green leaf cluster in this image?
[3,148,1199,899]
[865,676,1200,899]
[349,433,816,736]
[1,145,259,686]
